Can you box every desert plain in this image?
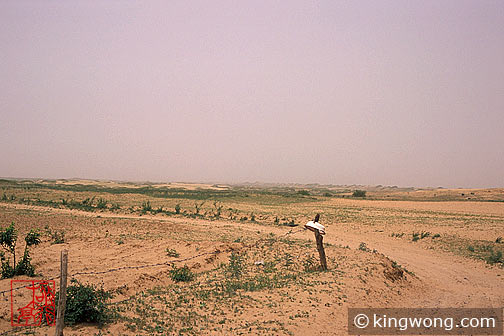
[0,179,502,335]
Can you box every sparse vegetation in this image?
[302,256,319,273]
[412,231,431,242]
[461,241,503,266]
[45,225,65,244]
[391,232,405,238]
[0,223,41,278]
[0,179,503,334]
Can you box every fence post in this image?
[314,231,327,270]
[305,214,328,271]
[55,250,68,336]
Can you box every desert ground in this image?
[0,179,502,335]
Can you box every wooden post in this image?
[55,250,68,336]
[314,231,327,270]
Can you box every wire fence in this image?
[0,226,309,335]
[0,227,307,296]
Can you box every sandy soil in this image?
[48,179,229,191]
[0,201,502,335]
[322,198,504,216]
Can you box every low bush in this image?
[169,265,195,282]
[0,223,41,278]
[226,252,245,279]
[141,200,152,214]
[166,248,180,258]
[412,231,431,242]
[60,279,114,327]
[96,198,108,209]
[485,250,503,265]
[352,190,366,197]
[358,242,370,252]
[45,225,65,244]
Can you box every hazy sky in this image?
[1,1,503,187]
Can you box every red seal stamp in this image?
[10,280,56,327]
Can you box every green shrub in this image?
[391,232,405,238]
[175,203,181,214]
[194,201,205,215]
[25,229,41,246]
[141,201,152,214]
[358,242,370,252]
[283,219,296,227]
[60,279,114,327]
[45,225,65,244]
[14,250,35,277]
[169,265,195,282]
[0,255,14,278]
[0,223,16,254]
[303,257,320,273]
[96,198,108,209]
[412,231,431,242]
[166,248,180,258]
[51,231,65,244]
[226,252,244,279]
[352,190,366,197]
[0,223,41,278]
[485,250,503,265]
[81,197,96,210]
